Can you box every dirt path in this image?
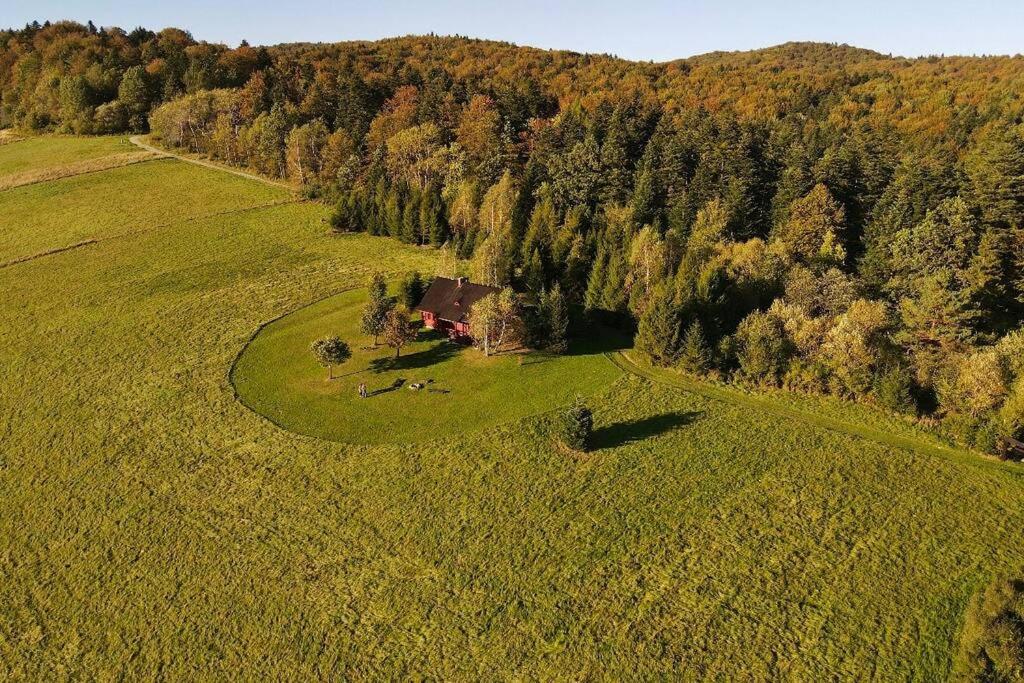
[129,135,294,190]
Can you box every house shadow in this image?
[590,411,702,450]
[367,339,460,373]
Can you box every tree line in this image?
[3,21,1024,456]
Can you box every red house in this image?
[416,277,500,343]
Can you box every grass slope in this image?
[0,158,290,264]
[1,138,1023,679]
[0,135,131,175]
[231,288,624,443]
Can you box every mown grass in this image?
[0,158,289,264]
[0,134,131,175]
[231,288,624,443]
[1,138,1023,679]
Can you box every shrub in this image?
[561,397,593,451]
[953,577,1024,681]
[999,380,1024,441]
[873,365,917,414]
[734,311,791,385]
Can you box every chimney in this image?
[456,276,466,288]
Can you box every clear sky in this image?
[3,0,1023,61]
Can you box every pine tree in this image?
[635,288,680,366]
[560,396,593,451]
[584,249,608,314]
[546,284,570,354]
[360,273,393,345]
[678,320,712,374]
[967,127,1024,229]
[523,247,545,294]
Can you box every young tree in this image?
[635,287,680,366]
[678,320,713,375]
[561,396,594,452]
[117,65,150,132]
[734,310,791,385]
[545,284,570,354]
[360,273,393,345]
[310,336,351,380]
[469,288,520,356]
[397,271,425,308]
[383,306,416,358]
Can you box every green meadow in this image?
[0,135,130,175]
[2,136,1023,679]
[231,287,625,444]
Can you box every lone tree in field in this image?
[383,306,416,358]
[561,396,594,451]
[310,336,351,380]
[360,273,393,345]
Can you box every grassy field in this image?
[0,135,131,175]
[2,135,1024,679]
[232,287,624,443]
[0,158,289,264]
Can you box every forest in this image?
[3,20,1023,457]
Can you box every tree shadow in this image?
[367,339,460,373]
[368,377,406,397]
[565,324,633,357]
[590,411,702,450]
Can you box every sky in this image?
[3,0,1023,62]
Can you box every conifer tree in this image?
[635,287,680,366]
[560,396,593,451]
[678,320,713,374]
[360,273,393,345]
[545,284,570,354]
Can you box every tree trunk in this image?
[327,365,333,380]
[395,346,401,359]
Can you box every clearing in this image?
[231,287,625,443]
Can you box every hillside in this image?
[1,135,1023,678]
[1,22,1024,676]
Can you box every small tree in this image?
[635,287,680,366]
[561,396,593,451]
[383,306,416,358]
[545,284,569,354]
[469,288,520,356]
[310,336,351,380]
[678,320,713,375]
[398,271,425,308]
[360,273,393,345]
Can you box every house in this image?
[416,276,500,343]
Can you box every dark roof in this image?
[416,277,500,323]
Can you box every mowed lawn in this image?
[2,138,1024,679]
[1,157,288,263]
[0,134,130,175]
[232,287,624,443]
